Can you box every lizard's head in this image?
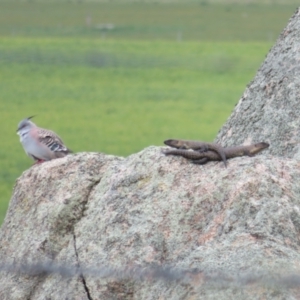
[251,142,269,155]
[164,139,182,148]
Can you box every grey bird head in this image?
[17,116,36,135]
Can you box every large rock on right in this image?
[216,7,300,160]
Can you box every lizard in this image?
[164,139,227,167]
[163,142,269,165]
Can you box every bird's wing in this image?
[37,128,70,153]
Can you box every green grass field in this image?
[0,1,297,224]
[0,2,297,40]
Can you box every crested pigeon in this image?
[17,116,72,163]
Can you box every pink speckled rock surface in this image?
[0,147,300,299]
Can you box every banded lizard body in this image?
[163,142,269,165]
[164,139,227,167]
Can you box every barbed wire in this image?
[0,260,300,290]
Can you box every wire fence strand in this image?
[0,260,300,290]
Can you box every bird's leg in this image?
[33,159,45,165]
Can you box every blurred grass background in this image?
[0,0,298,224]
